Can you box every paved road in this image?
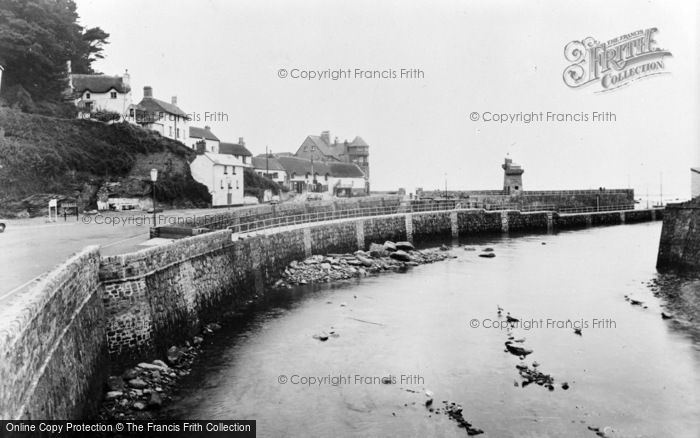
[0,207,242,301]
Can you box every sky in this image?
[75,0,699,199]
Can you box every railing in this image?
[229,202,464,234]
[557,204,636,214]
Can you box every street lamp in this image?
[150,168,158,226]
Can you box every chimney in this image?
[195,140,206,155]
[143,86,153,98]
[205,125,211,131]
[171,96,177,105]
[238,137,245,146]
[321,131,330,144]
[122,69,130,87]
[334,136,339,146]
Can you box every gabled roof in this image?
[189,126,219,141]
[137,97,188,118]
[277,156,330,176]
[692,167,700,174]
[72,74,130,94]
[350,136,369,147]
[252,156,286,171]
[328,162,365,178]
[220,142,252,156]
[200,153,245,166]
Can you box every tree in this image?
[0,0,109,105]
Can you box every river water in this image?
[166,222,700,438]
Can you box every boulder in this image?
[505,342,533,357]
[128,378,148,389]
[395,241,415,251]
[167,346,184,365]
[132,401,147,411]
[384,241,397,252]
[390,250,412,262]
[105,391,123,400]
[356,255,374,267]
[369,243,388,258]
[122,368,140,380]
[148,391,163,408]
[152,360,170,369]
[107,376,125,392]
[479,253,496,258]
[138,362,167,371]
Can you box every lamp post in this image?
[150,168,158,226]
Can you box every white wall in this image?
[692,170,700,198]
[77,89,132,116]
[191,156,244,206]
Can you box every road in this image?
[0,207,241,301]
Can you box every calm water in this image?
[167,222,700,437]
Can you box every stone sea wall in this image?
[0,207,663,420]
[0,246,106,420]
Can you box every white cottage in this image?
[188,126,220,152]
[68,66,132,118]
[129,86,189,143]
[190,153,245,206]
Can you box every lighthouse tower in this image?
[502,157,524,195]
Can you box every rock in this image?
[505,342,533,357]
[206,322,222,332]
[390,250,412,262]
[122,368,139,380]
[138,362,167,371]
[107,376,125,391]
[368,243,388,258]
[148,391,163,408]
[561,382,570,390]
[128,378,148,389]
[479,253,496,258]
[395,241,415,251]
[313,332,329,341]
[483,247,495,252]
[661,312,672,320]
[383,241,397,252]
[105,391,123,400]
[355,255,374,267]
[464,247,476,251]
[132,401,147,411]
[439,244,450,251]
[193,336,204,345]
[167,346,184,365]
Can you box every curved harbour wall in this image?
[0,208,662,420]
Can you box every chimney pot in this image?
[144,86,153,98]
[238,137,245,146]
[171,96,177,105]
[205,125,211,131]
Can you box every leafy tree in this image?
[0,0,109,105]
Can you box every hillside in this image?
[0,108,211,217]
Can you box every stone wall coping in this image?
[0,246,100,349]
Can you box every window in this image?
[325,173,329,181]
[176,128,180,139]
[223,166,228,174]
[110,91,117,99]
[220,180,224,189]
[129,108,134,117]
[169,127,173,137]
[86,92,91,99]
[228,182,232,189]
[232,166,236,175]
[236,180,239,189]
[243,156,247,164]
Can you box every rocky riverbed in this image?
[97,241,457,422]
[273,240,454,288]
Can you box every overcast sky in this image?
[75,0,698,199]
